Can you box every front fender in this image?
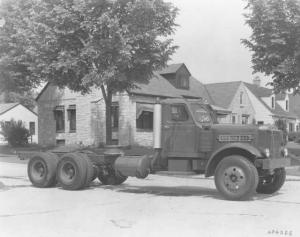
[205,143,262,177]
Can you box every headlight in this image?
[264,148,270,158]
[282,148,288,157]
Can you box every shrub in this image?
[0,119,30,147]
[288,132,300,143]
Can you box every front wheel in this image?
[214,155,258,200]
[256,168,286,194]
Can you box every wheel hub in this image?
[31,161,46,180]
[223,167,246,192]
[61,162,76,182]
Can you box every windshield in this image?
[191,104,212,123]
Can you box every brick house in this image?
[37,63,230,147]
[205,78,298,131]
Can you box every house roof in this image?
[35,63,228,112]
[0,103,19,115]
[0,103,37,116]
[205,81,242,108]
[243,83,297,119]
[130,72,203,99]
[244,82,273,98]
[158,63,185,74]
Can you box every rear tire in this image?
[77,153,96,187]
[214,155,258,200]
[56,153,88,190]
[28,152,58,188]
[256,168,286,194]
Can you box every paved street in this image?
[1,157,300,237]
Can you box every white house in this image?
[205,79,298,131]
[0,103,38,143]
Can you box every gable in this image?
[205,81,242,109]
[159,63,191,90]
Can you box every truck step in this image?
[155,171,197,176]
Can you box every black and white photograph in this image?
[0,0,300,236]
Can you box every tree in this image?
[0,0,38,110]
[242,0,300,94]
[0,0,178,144]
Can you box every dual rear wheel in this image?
[28,152,127,190]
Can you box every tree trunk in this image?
[105,89,113,145]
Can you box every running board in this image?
[155,171,197,176]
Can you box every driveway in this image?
[1,157,300,237]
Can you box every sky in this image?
[167,0,269,86]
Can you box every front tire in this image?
[256,168,286,194]
[214,155,258,200]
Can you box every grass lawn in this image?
[287,142,300,157]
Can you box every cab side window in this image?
[171,105,189,121]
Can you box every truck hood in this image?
[210,124,258,134]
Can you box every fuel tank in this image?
[114,155,152,179]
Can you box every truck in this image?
[27,98,291,200]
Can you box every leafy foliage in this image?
[0,91,36,111]
[242,0,300,94]
[0,119,30,146]
[0,0,178,143]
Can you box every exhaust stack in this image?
[153,102,162,149]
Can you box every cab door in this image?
[162,103,197,157]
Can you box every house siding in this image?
[244,87,274,125]
[228,83,255,125]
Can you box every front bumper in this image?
[255,158,291,170]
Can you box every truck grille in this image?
[258,130,283,158]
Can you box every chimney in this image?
[253,76,261,87]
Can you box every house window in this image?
[240,92,243,104]
[136,111,153,130]
[171,105,189,121]
[67,105,76,132]
[54,106,65,132]
[271,96,275,109]
[257,121,264,126]
[29,122,35,135]
[286,100,289,111]
[111,103,119,129]
[232,115,236,124]
[242,115,249,125]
